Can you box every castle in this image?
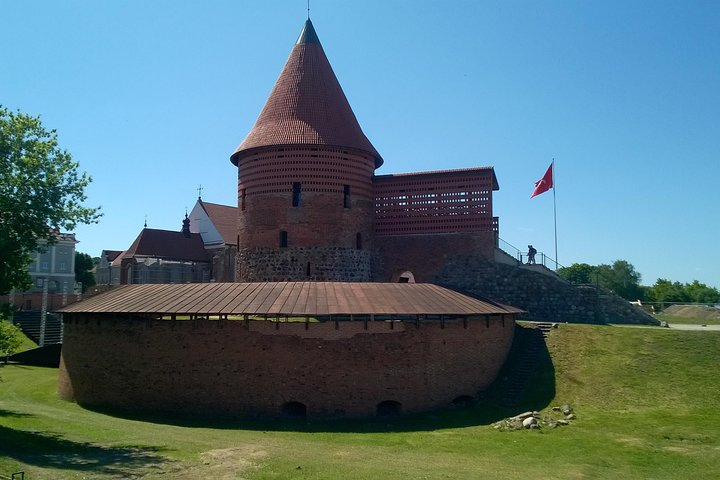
[57,19,525,419]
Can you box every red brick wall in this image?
[237,146,375,248]
[58,315,514,418]
[236,146,376,281]
[374,231,497,283]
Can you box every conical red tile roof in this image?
[231,20,383,167]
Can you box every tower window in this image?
[356,232,362,250]
[292,182,301,207]
[343,184,350,208]
[280,230,288,248]
[241,188,246,211]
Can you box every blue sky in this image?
[3,1,718,289]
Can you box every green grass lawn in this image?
[1,324,719,479]
[16,329,38,352]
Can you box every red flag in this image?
[531,162,554,198]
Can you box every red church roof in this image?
[121,228,209,263]
[231,19,382,168]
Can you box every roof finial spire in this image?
[197,184,203,199]
[307,0,310,19]
[144,214,147,228]
[182,211,191,237]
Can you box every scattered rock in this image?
[492,405,578,432]
[522,417,538,428]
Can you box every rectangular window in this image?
[292,182,301,207]
[279,230,288,248]
[59,261,66,271]
[343,184,350,208]
[41,261,49,271]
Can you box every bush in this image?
[0,320,24,355]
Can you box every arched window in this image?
[390,270,416,283]
[397,271,415,283]
[279,230,288,248]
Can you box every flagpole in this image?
[552,158,558,270]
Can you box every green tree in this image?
[74,251,97,293]
[595,260,645,301]
[0,106,101,295]
[0,320,24,355]
[646,278,689,303]
[558,263,597,284]
[682,280,720,304]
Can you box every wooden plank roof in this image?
[58,283,523,316]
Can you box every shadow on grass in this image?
[83,324,556,434]
[0,423,171,476]
[485,323,557,413]
[0,409,35,418]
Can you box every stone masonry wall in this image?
[209,245,237,282]
[238,246,372,281]
[58,315,514,418]
[434,256,657,325]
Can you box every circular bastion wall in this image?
[58,315,514,418]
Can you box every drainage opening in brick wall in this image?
[376,400,402,417]
[452,395,475,408]
[281,401,307,418]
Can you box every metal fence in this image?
[498,237,564,271]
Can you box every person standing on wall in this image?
[527,245,537,265]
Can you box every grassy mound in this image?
[1,323,719,479]
[658,304,720,325]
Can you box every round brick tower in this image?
[231,20,383,281]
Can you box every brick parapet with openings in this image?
[374,168,497,236]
